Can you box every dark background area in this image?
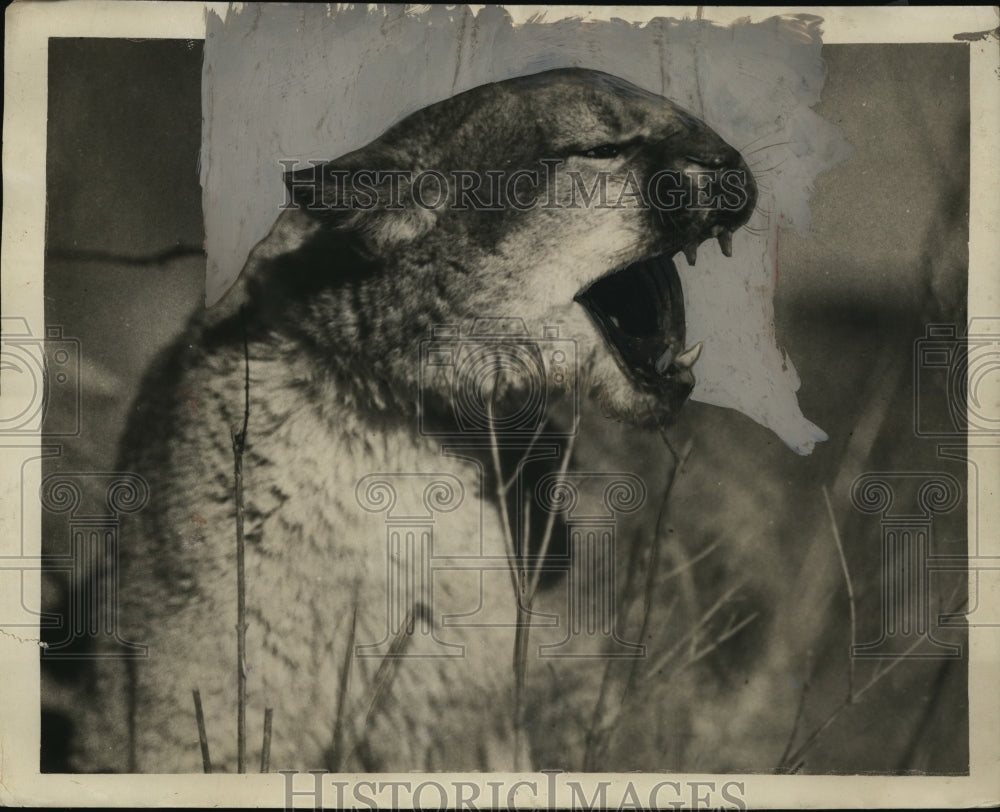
[41,37,969,774]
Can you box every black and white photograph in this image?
[1,3,998,808]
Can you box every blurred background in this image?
[41,37,968,773]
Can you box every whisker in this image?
[739,131,781,153]
[743,140,796,158]
[751,159,789,175]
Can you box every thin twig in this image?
[775,354,908,773]
[515,417,576,772]
[527,416,578,600]
[521,490,532,573]
[626,435,691,670]
[364,608,415,728]
[778,701,848,773]
[853,602,966,704]
[778,660,813,767]
[512,593,532,772]
[822,486,856,702]
[897,657,955,772]
[486,359,578,771]
[192,688,212,774]
[657,430,693,478]
[618,444,679,710]
[645,580,747,678]
[585,435,692,767]
[342,608,415,770]
[513,484,533,763]
[779,594,968,773]
[260,708,273,773]
[658,536,722,582]
[330,602,358,771]
[683,611,759,667]
[231,310,251,773]
[486,396,521,597]
[502,416,549,491]
[485,379,530,769]
[622,514,667,699]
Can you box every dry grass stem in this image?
[645,580,747,678]
[329,602,358,771]
[260,708,273,773]
[527,416,578,600]
[486,369,579,771]
[231,312,251,773]
[364,608,415,729]
[192,688,212,774]
[822,485,856,702]
[778,589,967,771]
[778,670,812,768]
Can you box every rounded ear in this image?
[283,153,436,253]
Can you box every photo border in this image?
[2,3,997,807]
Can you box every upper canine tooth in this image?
[674,342,703,370]
[717,229,733,257]
[683,243,698,266]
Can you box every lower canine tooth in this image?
[683,243,698,266]
[717,229,733,257]
[674,342,703,370]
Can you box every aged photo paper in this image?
[2,3,998,808]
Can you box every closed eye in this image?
[581,144,621,159]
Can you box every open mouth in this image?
[572,144,754,414]
[574,253,703,398]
